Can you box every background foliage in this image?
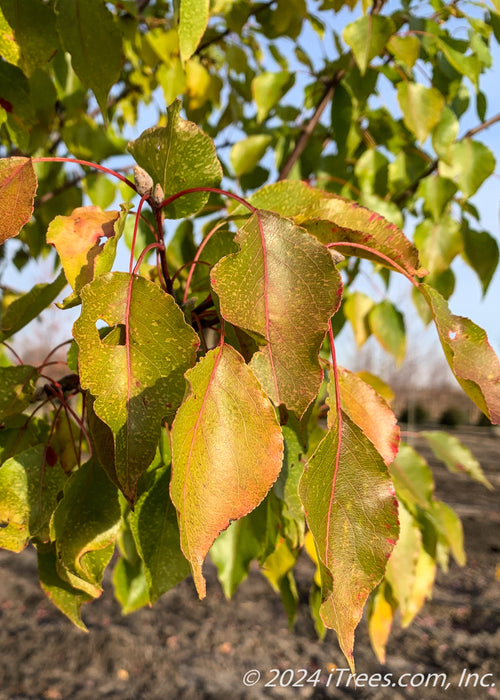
[1,0,499,670]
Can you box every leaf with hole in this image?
[73,272,199,503]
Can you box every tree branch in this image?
[277,0,388,181]
[277,72,346,181]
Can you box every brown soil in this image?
[0,427,499,700]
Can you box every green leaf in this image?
[0,157,37,244]
[178,0,209,62]
[384,500,423,623]
[37,543,93,630]
[343,291,374,347]
[0,0,58,76]
[129,465,190,602]
[335,367,400,465]
[261,539,299,628]
[112,556,150,615]
[55,0,123,118]
[389,443,434,511]
[430,500,465,567]
[439,140,496,197]
[387,35,420,68]
[0,414,48,465]
[251,71,294,123]
[128,100,222,219]
[420,284,500,423]
[462,225,499,295]
[189,228,238,303]
[418,175,457,221]
[73,272,199,503]
[50,459,120,597]
[0,58,35,149]
[331,83,353,151]
[273,424,306,549]
[354,149,389,196]
[170,343,283,598]
[0,7,20,65]
[245,181,426,277]
[414,216,462,274]
[47,206,121,293]
[342,15,395,74]
[299,413,399,672]
[0,445,66,552]
[369,300,406,365]
[211,210,342,415]
[211,502,272,598]
[0,364,37,418]
[230,135,272,176]
[397,83,445,144]
[421,430,493,490]
[432,107,459,164]
[0,270,66,342]
[62,115,127,162]
[435,36,481,88]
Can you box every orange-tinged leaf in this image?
[211,210,342,415]
[299,413,399,672]
[0,156,37,243]
[333,367,400,465]
[421,284,500,423]
[47,206,120,292]
[246,181,426,277]
[170,343,283,598]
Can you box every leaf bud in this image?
[330,249,345,264]
[133,165,153,196]
[153,183,165,206]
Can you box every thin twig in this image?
[278,0,388,181]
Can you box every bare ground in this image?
[0,427,499,700]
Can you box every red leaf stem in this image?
[327,241,420,288]
[159,187,256,215]
[129,193,150,274]
[183,220,227,304]
[327,320,343,553]
[132,242,165,276]
[39,340,73,368]
[32,157,137,192]
[1,341,23,364]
